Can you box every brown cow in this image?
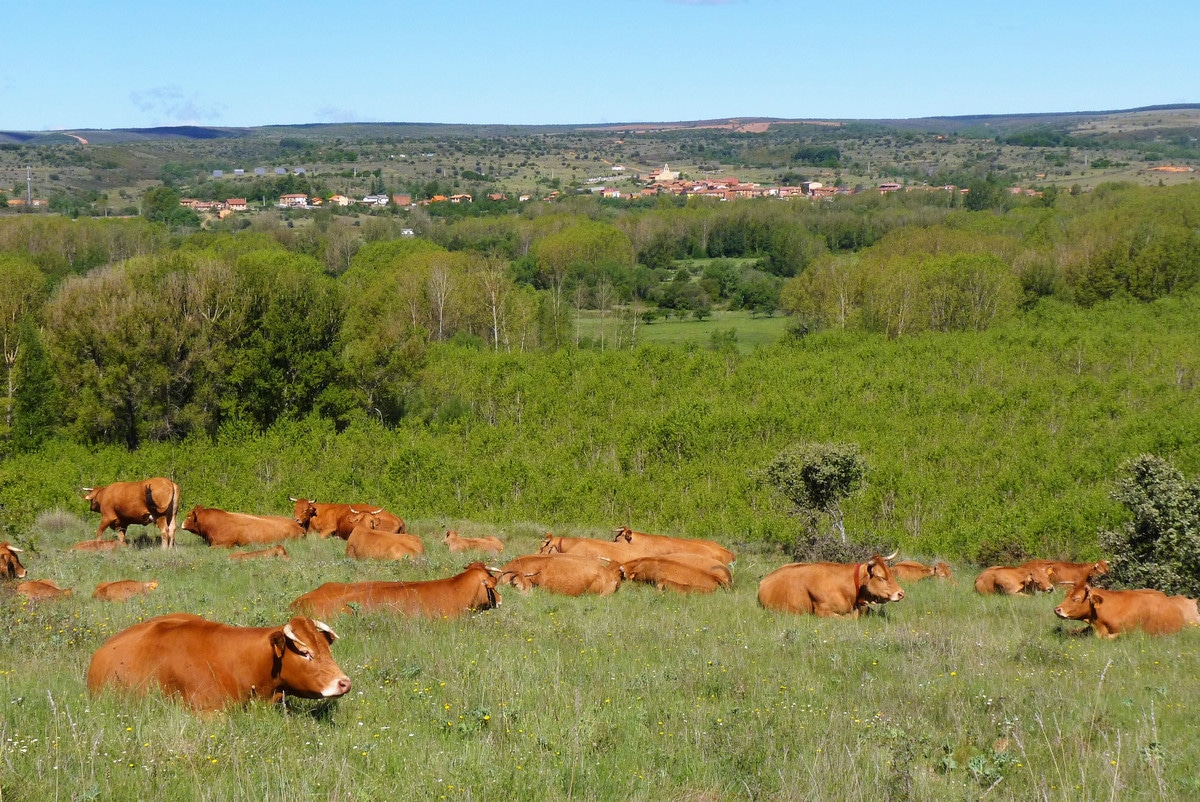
[86,613,351,712]
[290,498,405,539]
[229,545,290,560]
[345,526,425,560]
[1,542,27,579]
[93,580,158,601]
[182,505,305,548]
[498,553,622,597]
[892,560,953,583]
[757,555,905,618]
[974,565,1056,595]
[16,579,72,600]
[83,478,180,548]
[1021,559,1109,586]
[619,555,730,593]
[291,563,500,620]
[69,539,127,553]
[443,530,504,555]
[1054,581,1187,638]
[612,526,735,566]
[538,533,640,563]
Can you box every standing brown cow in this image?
[1,542,27,578]
[291,563,501,620]
[83,478,180,548]
[1054,581,1187,638]
[182,506,305,547]
[758,554,905,618]
[87,613,351,712]
[93,580,159,602]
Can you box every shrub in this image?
[1099,454,1200,595]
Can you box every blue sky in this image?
[3,0,1197,131]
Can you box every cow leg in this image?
[96,517,117,541]
[155,516,174,549]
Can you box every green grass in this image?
[576,309,791,353]
[2,514,1199,800]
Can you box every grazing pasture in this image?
[2,517,1198,800]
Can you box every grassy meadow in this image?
[2,515,1199,801]
[575,309,791,353]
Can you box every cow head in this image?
[181,505,205,534]
[83,485,105,513]
[1055,581,1095,621]
[271,617,352,700]
[859,555,905,605]
[0,542,27,579]
[1026,566,1056,593]
[291,498,318,527]
[443,530,458,544]
[933,562,953,580]
[612,526,634,544]
[346,508,384,530]
[1091,560,1111,579]
[538,533,559,554]
[462,563,502,610]
[499,570,536,592]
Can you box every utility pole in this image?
[26,166,32,207]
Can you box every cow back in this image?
[345,527,424,560]
[499,553,621,596]
[93,580,158,601]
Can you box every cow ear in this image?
[1091,591,1103,606]
[270,630,287,659]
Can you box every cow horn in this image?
[82,487,93,492]
[485,565,502,574]
[883,550,899,562]
[288,496,298,502]
[7,545,22,553]
[597,556,612,563]
[313,619,339,640]
[282,623,311,653]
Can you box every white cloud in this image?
[129,86,224,126]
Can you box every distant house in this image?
[878,182,901,193]
[255,168,267,176]
[518,194,532,202]
[275,167,287,175]
[328,195,352,207]
[392,193,412,206]
[234,169,245,176]
[279,193,308,207]
[449,193,472,203]
[487,193,507,202]
[225,198,248,211]
[400,228,415,237]
[212,170,223,178]
[361,194,389,206]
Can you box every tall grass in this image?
[2,517,1198,800]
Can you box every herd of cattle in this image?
[1,476,1197,713]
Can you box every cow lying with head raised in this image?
[290,498,405,539]
[1171,595,1200,627]
[182,506,306,548]
[87,613,351,712]
[16,579,72,600]
[291,563,500,620]
[93,580,158,602]
[1021,559,1109,586]
[974,565,1055,595]
[83,478,180,548]
[612,526,735,566]
[892,560,953,583]
[619,554,731,593]
[498,553,623,597]
[229,545,290,560]
[538,533,638,563]
[1,542,27,578]
[758,554,904,618]
[1054,581,1188,638]
[444,530,504,555]
[345,526,425,560]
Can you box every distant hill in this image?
[3,104,1198,145]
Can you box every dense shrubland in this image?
[1,183,1199,560]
